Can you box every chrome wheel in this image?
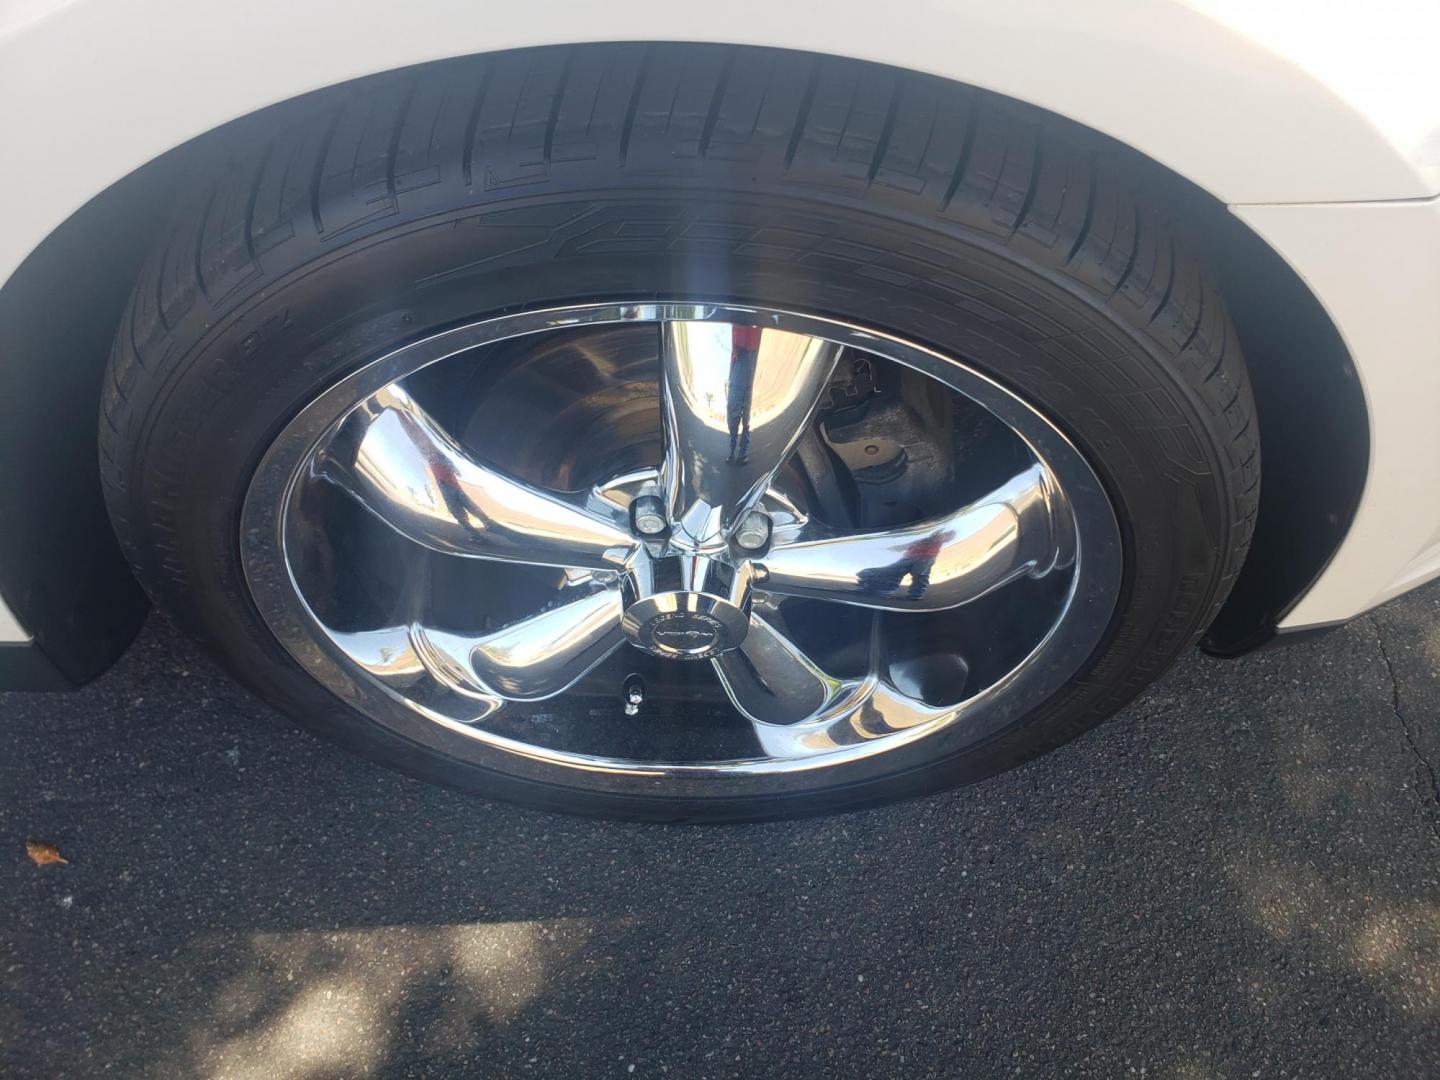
[241,302,1121,797]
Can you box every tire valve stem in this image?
[623,673,645,717]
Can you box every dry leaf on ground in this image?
[26,840,68,866]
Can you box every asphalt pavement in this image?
[4,583,1439,1078]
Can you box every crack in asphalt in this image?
[1370,614,1440,842]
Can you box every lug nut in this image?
[733,510,772,551]
[631,495,668,537]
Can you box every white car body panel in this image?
[1235,196,1440,627]
[1,0,1438,642]
[0,601,25,643]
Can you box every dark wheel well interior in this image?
[1192,199,1368,655]
[0,49,1368,686]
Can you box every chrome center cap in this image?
[648,612,723,655]
[621,555,753,660]
[622,596,749,660]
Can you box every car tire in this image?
[99,43,1258,820]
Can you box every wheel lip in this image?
[240,300,1122,798]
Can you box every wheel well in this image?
[1192,196,1369,654]
[0,149,181,685]
[0,50,1367,682]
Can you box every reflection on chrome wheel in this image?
[241,303,1121,796]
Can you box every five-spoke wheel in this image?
[242,303,1120,788]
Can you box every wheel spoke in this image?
[769,681,944,758]
[756,464,1068,612]
[418,586,625,700]
[712,614,841,726]
[712,613,868,758]
[324,625,505,725]
[326,624,431,685]
[659,321,841,544]
[331,585,623,704]
[322,384,639,569]
[713,613,950,758]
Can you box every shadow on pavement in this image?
[4,586,1439,1077]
